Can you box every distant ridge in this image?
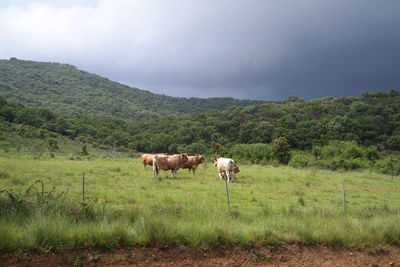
[0,58,266,121]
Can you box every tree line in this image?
[1,89,400,174]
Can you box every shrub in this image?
[81,144,89,155]
[364,148,379,162]
[289,151,314,168]
[321,143,340,159]
[271,137,291,164]
[48,138,59,151]
[312,146,321,159]
[375,156,400,176]
[343,143,363,159]
[342,158,368,170]
[230,143,271,162]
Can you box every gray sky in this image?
[0,0,399,101]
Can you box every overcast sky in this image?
[0,0,399,101]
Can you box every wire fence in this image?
[3,169,400,214]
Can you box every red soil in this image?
[1,244,399,266]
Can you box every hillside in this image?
[0,58,265,121]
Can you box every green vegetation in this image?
[0,153,399,251]
[1,58,399,252]
[1,88,400,173]
[0,58,264,121]
[289,141,400,174]
[229,143,271,163]
[130,90,400,154]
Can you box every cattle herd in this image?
[141,153,240,182]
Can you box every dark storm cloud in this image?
[0,0,399,100]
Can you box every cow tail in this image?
[153,155,159,177]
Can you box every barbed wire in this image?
[3,169,400,201]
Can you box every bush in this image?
[321,143,340,159]
[312,146,321,159]
[375,157,400,176]
[271,137,290,164]
[316,156,368,171]
[48,138,59,152]
[230,143,271,163]
[81,144,89,155]
[342,158,368,170]
[289,151,314,168]
[343,143,363,159]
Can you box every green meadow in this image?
[1,152,400,251]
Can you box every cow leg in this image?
[226,171,230,183]
[230,171,235,181]
[192,167,196,175]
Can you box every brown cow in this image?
[141,154,154,168]
[141,153,166,168]
[181,155,206,174]
[153,153,188,179]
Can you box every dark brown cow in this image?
[153,153,188,179]
[181,155,206,174]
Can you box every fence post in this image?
[225,178,230,213]
[83,172,85,201]
[342,183,346,214]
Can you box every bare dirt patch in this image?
[1,244,400,266]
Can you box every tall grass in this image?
[0,154,400,251]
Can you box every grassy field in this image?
[1,152,400,252]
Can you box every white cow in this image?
[213,157,235,183]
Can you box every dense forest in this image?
[1,89,400,152]
[0,58,265,121]
[129,90,400,152]
[1,89,400,174]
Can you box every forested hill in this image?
[128,90,400,153]
[1,90,399,156]
[0,58,265,121]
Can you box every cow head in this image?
[233,164,240,173]
[213,157,219,166]
[198,155,205,163]
[181,153,188,163]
